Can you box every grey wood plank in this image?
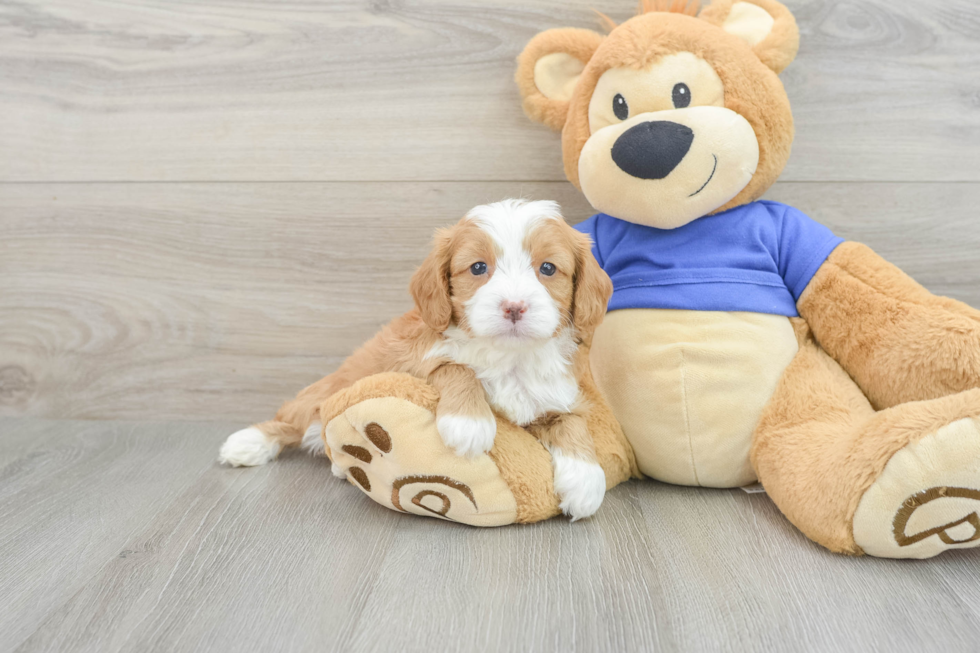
[2,180,978,422]
[635,485,980,651]
[14,444,396,653]
[0,419,229,651]
[0,180,592,423]
[0,418,63,466]
[0,0,977,183]
[4,418,977,652]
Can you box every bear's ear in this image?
[700,0,800,74]
[516,28,604,131]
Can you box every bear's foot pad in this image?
[325,395,518,527]
[854,416,980,558]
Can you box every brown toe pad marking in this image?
[341,445,372,463]
[364,423,391,453]
[349,466,371,492]
[893,486,980,546]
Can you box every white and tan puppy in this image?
[219,199,614,520]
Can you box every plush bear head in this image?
[516,0,800,229]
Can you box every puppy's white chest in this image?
[428,329,580,426]
[478,359,579,426]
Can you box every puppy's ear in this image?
[571,231,613,339]
[410,228,454,332]
[516,28,604,131]
[700,0,800,74]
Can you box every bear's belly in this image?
[591,309,799,487]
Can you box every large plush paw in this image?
[324,393,518,526]
[549,447,606,521]
[218,427,280,467]
[853,416,980,558]
[436,414,496,458]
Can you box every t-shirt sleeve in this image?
[574,214,604,267]
[771,203,844,301]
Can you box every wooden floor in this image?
[1,417,978,653]
[3,0,980,650]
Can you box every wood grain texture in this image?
[2,1,979,649]
[0,419,224,650]
[0,181,593,420]
[0,418,977,653]
[3,181,979,422]
[1,0,979,183]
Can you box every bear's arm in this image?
[797,241,980,411]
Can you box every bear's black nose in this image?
[611,121,694,180]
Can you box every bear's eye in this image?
[470,262,487,275]
[672,83,691,109]
[612,93,629,121]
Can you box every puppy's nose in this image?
[611,121,694,180]
[501,300,528,323]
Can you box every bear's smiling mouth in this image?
[688,154,718,198]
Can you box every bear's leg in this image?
[799,241,980,410]
[751,320,980,558]
[318,367,636,526]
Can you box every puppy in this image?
[218,199,614,520]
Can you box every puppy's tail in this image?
[218,419,323,467]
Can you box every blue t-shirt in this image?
[575,201,843,317]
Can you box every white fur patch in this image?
[302,420,325,456]
[428,326,580,426]
[464,199,563,342]
[218,427,281,467]
[549,447,606,521]
[436,414,497,458]
[331,462,347,479]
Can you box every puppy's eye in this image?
[539,262,556,277]
[470,262,487,275]
[612,93,629,121]
[672,83,691,109]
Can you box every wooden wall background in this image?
[2,0,979,422]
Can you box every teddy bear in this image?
[320,0,980,559]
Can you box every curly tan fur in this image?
[798,243,980,410]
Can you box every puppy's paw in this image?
[218,427,281,467]
[550,448,606,521]
[436,414,497,458]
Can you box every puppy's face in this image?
[410,199,612,344]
